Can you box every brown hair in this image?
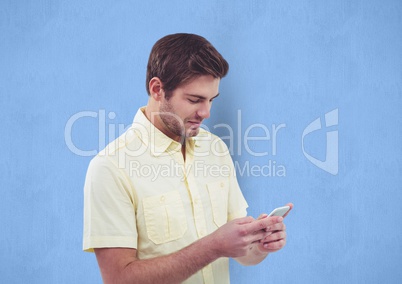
[146,33,229,99]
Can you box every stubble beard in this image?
[159,99,200,141]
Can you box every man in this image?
[83,33,292,284]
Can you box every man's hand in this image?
[207,214,285,259]
[255,202,293,253]
[233,203,293,265]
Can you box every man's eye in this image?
[188,99,200,103]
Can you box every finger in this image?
[262,238,286,251]
[265,222,286,233]
[264,220,285,232]
[250,229,270,243]
[252,231,272,244]
[262,231,287,243]
[257,213,268,220]
[245,216,283,234]
[235,216,255,225]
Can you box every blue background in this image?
[1,0,401,283]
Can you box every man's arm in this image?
[94,216,282,284]
[95,239,216,284]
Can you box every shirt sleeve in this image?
[83,155,137,252]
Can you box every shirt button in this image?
[220,182,225,188]
[160,196,165,203]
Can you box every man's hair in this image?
[146,33,229,99]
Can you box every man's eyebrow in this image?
[186,93,220,100]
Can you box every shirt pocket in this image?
[142,191,188,245]
[207,180,229,227]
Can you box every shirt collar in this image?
[132,107,198,156]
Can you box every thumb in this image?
[236,216,255,224]
[257,213,268,220]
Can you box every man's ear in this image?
[149,77,164,101]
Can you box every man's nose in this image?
[197,102,211,119]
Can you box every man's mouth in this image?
[187,120,202,128]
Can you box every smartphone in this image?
[268,205,290,217]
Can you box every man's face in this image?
[157,75,220,142]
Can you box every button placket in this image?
[186,175,207,239]
[184,144,209,240]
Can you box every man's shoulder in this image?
[100,127,144,155]
[88,126,146,171]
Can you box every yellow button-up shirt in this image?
[83,107,248,284]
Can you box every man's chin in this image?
[186,127,200,137]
